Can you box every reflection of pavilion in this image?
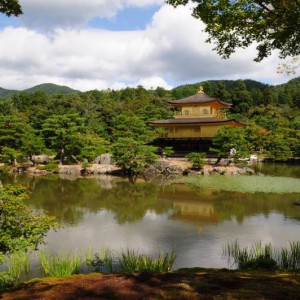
[158,184,218,232]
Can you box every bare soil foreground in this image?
[1,269,300,300]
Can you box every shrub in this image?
[0,272,16,292]
[186,152,206,169]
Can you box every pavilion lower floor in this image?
[150,138,217,157]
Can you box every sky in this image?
[0,0,298,91]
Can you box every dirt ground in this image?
[1,269,300,300]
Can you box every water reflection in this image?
[4,172,300,269]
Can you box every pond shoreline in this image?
[2,268,300,300]
[6,157,259,178]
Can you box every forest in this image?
[0,77,299,169]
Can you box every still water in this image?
[6,164,300,269]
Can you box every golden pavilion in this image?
[149,86,245,154]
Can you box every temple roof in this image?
[169,88,231,107]
[149,118,244,125]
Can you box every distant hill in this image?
[23,83,80,95]
[171,79,269,99]
[0,83,80,98]
[0,87,18,98]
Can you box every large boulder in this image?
[59,166,80,175]
[93,165,112,174]
[94,153,112,165]
[32,154,49,164]
[165,165,183,175]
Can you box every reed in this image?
[86,248,115,273]
[118,249,176,273]
[7,251,30,279]
[223,241,300,270]
[39,251,81,277]
[279,242,300,270]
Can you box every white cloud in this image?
[0,4,297,91]
[19,0,164,30]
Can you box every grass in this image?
[39,251,81,277]
[223,240,300,270]
[7,251,31,279]
[86,248,114,273]
[37,248,176,277]
[118,249,177,273]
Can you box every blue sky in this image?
[0,0,296,91]
[88,5,161,31]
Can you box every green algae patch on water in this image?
[182,176,300,194]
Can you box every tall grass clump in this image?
[223,240,300,270]
[118,249,176,273]
[86,247,115,273]
[39,251,81,277]
[7,251,31,279]
[280,242,300,270]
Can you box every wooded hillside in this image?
[0,78,299,166]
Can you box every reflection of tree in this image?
[211,191,300,223]
[158,184,300,230]
[189,186,300,223]
[97,182,170,223]
[7,176,300,229]
[16,176,171,225]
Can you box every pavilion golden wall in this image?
[166,125,220,138]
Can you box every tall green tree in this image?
[167,0,300,61]
[42,114,85,164]
[212,126,250,158]
[0,185,56,263]
[0,0,22,16]
[20,130,46,164]
[111,138,157,174]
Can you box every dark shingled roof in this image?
[149,118,242,125]
[169,92,231,107]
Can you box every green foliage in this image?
[0,0,22,16]
[0,79,298,163]
[111,138,157,173]
[162,146,174,157]
[7,251,30,279]
[0,272,16,292]
[39,251,81,277]
[186,152,206,169]
[167,1,300,61]
[212,127,250,158]
[118,249,177,273]
[36,163,59,173]
[0,185,56,261]
[42,113,85,164]
[20,130,46,162]
[0,147,22,165]
[77,133,110,162]
[86,248,114,273]
[223,241,300,270]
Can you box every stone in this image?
[213,167,221,173]
[243,167,255,174]
[100,153,112,165]
[93,165,112,174]
[165,165,183,175]
[32,154,49,164]
[58,166,80,175]
[94,153,112,165]
[142,165,158,175]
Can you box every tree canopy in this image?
[166,0,300,61]
[0,0,22,16]
[0,185,56,263]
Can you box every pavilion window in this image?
[184,110,189,116]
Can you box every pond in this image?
[4,163,300,270]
